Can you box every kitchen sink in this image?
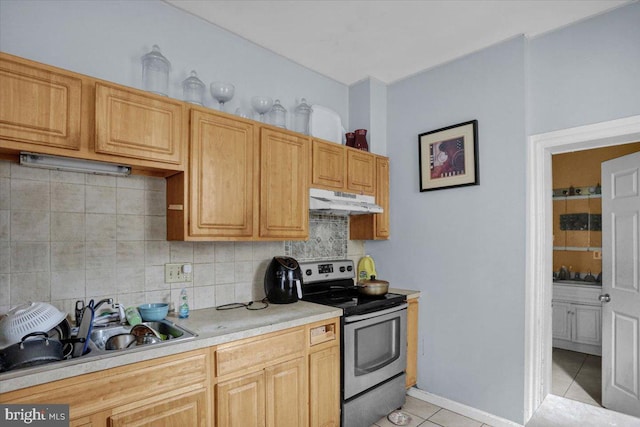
[88,320,196,353]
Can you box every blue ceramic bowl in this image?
[138,303,169,322]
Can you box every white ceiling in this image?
[165,0,630,85]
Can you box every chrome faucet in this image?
[93,298,113,312]
[91,298,127,327]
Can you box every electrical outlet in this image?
[593,251,602,260]
[165,263,193,283]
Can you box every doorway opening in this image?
[524,115,640,423]
[549,144,640,409]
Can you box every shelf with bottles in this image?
[552,185,601,200]
[553,246,602,252]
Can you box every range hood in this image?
[309,188,383,215]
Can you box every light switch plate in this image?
[165,263,193,283]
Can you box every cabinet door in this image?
[95,83,184,166]
[573,304,601,346]
[406,298,419,388]
[259,128,309,239]
[217,371,265,427]
[346,149,375,195]
[70,410,110,427]
[0,54,82,150]
[266,358,307,427]
[312,139,346,190]
[374,156,390,238]
[552,302,572,341]
[109,390,207,427]
[309,347,340,427]
[349,155,390,240]
[189,110,257,238]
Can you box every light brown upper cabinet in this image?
[0,53,184,174]
[309,138,390,240]
[259,128,310,240]
[188,109,258,239]
[346,149,375,196]
[0,53,82,151]
[167,112,309,241]
[311,139,379,196]
[95,82,185,168]
[311,139,346,190]
[350,155,390,240]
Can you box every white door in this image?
[601,151,640,417]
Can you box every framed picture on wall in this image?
[418,120,479,191]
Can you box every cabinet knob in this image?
[599,294,611,303]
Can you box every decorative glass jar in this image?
[294,98,311,135]
[141,45,170,96]
[182,70,205,106]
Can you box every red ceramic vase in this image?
[354,129,369,151]
[345,132,356,148]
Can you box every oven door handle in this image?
[344,302,408,323]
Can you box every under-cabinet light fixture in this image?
[19,152,132,177]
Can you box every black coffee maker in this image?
[264,257,303,304]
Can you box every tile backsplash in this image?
[0,160,364,318]
[287,214,349,261]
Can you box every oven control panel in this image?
[299,260,354,283]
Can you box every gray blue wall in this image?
[529,2,640,134]
[369,36,528,423]
[368,2,639,424]
[348,77,388,155]
[0,0,349,130]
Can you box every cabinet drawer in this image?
[307,318,339,348]
[216,329,305,377]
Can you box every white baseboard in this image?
[407,387,524,427]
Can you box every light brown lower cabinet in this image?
[0,318,341,427]
[266,358,307,427]
[406,297,419,389]
[109,390,208,427]
[69,410,111,427]
[217,370,266,427]
[308,346,340,427]
[0,349,210,427]
[216,357,306,427]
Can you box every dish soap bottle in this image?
[357,255,377,281]
[179,288,189,318]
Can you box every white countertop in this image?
[552,280,602,288]
[391,288,421,300]
[0,301,342,394]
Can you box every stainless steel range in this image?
[300,260,407,427]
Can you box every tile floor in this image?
[370,395,492,427]
[551,348,602,407]
[526,394,640,427]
